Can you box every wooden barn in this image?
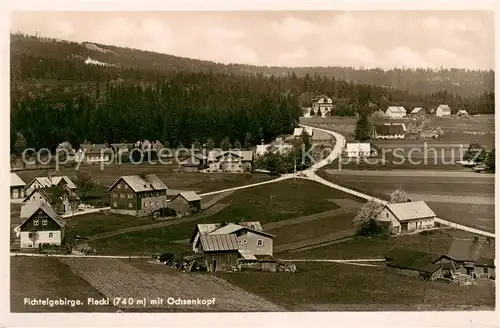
[169,191,202,215]
[385,248,443,281]
[197,234,239,272]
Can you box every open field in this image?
[317,170,495,232]
[11,256,116,312]
[58,257,285,311]
[301,114,494,148]
[219,261,495,311]
[15,163,275,194]
[90,180,361,255]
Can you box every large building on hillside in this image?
[385,106,407,119]
[207,150,253,173]
[311,95,334,116]
[75,144,113,164]
[108,174,168,217]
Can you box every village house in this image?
[439,238,496,279]
[371,124,406,140]
[377,201,437,235]
[108,174,168,217]
[196,234,240,272]
[255,138,293,157]
[293,127,313,139]
[179,153,208,172]
[344,143,374,158]
[435,104,451,117]
[207,150,253,173]
[168,191,202,215]
[385,106,407,119]
[25,175,78,196]
[410,107,425,116]
[311,95,334,116]
[189,221,277,272]
[11,173,26,200]
[21,186,80,217]
[75,144,113,164]
[18,203,67,249]
[457,109,469,117]
[385,248,443,281]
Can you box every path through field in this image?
[58,257,285,311]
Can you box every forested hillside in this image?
[10,33,495,151]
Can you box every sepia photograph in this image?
[3,1,498,325]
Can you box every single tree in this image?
[14,132,27,169]
[354,114,372,141]
[353,201,386,236]
[75,171,93,199]
[220,137,232,151]
[206,137,215,150]
[56,141,74,163]
[243,133,252,149]
[390,188,410,203]
[233,140,242,150]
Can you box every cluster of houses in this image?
[186,221,278,272]
[385,104,468,119]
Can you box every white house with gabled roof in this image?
[377,201,437,235]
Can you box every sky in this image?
[10,11,495,70]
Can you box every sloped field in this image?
[58,257,285,312]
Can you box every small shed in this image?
[199,234,239,272]
[169,191,202,215]
[385,247,443,280]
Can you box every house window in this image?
[120,193,125,199]
[128,203,132,208]
[144,202,148,208]
[113,202,117,207]
[484,268,488,274]
[118,184,121,189]
[113,193,117,198]
[386,213,389,218]
[257,239,264,247]
[42,219,48,226]
[128,194,133,199]
[49,232,53,238]
[28,232,33,239]
[34,220,39,226]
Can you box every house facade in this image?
[25,176,77,196]
[180,154,207,172]
[75,144,113,164]
[435,104,451,117]
[372,124,406,139]
[385,106,407,119]
[344,143,372,158]
[410,107,425,116]
[207,150,253,173]
[377,201,436,235]
[311,95,334,116]
[108,174,168,217]
[385,248,443,281]
[169,191,202,215]
[11,173,26,200]
[198,234,240,272]
[19,204,67,248]
[22,187,80,217]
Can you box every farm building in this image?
[410,107,425,116]
[75,144,113,164]
[457,109,469,117]
[293,127,313,138]
[25,175,77,196]
[108,174,168,217]
[435,104,451,117]
[377,201,436,235]
[371,124,406,139]
[385,106,407,119]
[444,238,495,279]
[18,202,67,249]
[311,95,334,117]
[195,234,240,272]
[21,186,80,217]
[189,221,277,272]
[169,191,202,215]
[207,150,253,173]
[179,154,208,172]
[385,248,443,281]
[344,143,373,158]
[11,173,26,200]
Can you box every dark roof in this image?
[475,258,495,267]
[19,203,67,229]
[108,174,167,192]
[374,124,405,136]
[385,247,442,273]
[200,234,239,252]
[447,239,484,262]
[25,186,79,205]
